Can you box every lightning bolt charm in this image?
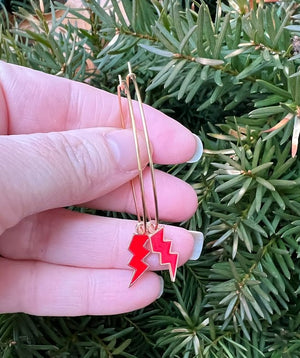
[128,234,150,286]
[150,227,178,282]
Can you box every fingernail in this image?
[106,129,147,171]
[187,134,203,163]
[157,276,164,299]
[188,231,204,260]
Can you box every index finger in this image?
[0,62,198,164]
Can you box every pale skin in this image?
[0,62,198,316]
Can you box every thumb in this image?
[0,127,148,233]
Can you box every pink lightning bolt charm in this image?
[150,227,178,282]
[128,233,150,286]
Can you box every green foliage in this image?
[2,0,300,357]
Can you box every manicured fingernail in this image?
[157,276,164,298]
[187,134,203,163]
[106,129,147,171]
[188,231,204,260]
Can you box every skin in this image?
[0,62,198,316]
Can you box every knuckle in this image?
[85,270,99,314]
[21,215,40,259]
[110,221,122,267]
[25,261,40,313]
[46,132,104,188]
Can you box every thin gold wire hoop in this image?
[117,62,159,232]
[117,78,142,226]
[126,63,159,230]
[117,76,147,233]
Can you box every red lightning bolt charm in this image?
[128,233,150,286]
[150,227,178,282]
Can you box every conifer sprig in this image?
[1,0,300,357]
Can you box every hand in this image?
[0,62,202,316]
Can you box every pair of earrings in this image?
[117,63,178,287]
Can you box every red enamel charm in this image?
[128,234,150,286]
[150,227,178,282]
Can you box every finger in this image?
[0,258,163,315]
[0,209,195,270]
[0,62,198,164]
[0,127,149,234]
[85,168,198,222]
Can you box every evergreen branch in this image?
[1,1,300,357]
[226,238,277,320]
[123,316,154,346]
[117,27,158,42]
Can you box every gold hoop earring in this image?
[117,63,178,286]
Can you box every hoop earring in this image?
[118,63,178,287]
